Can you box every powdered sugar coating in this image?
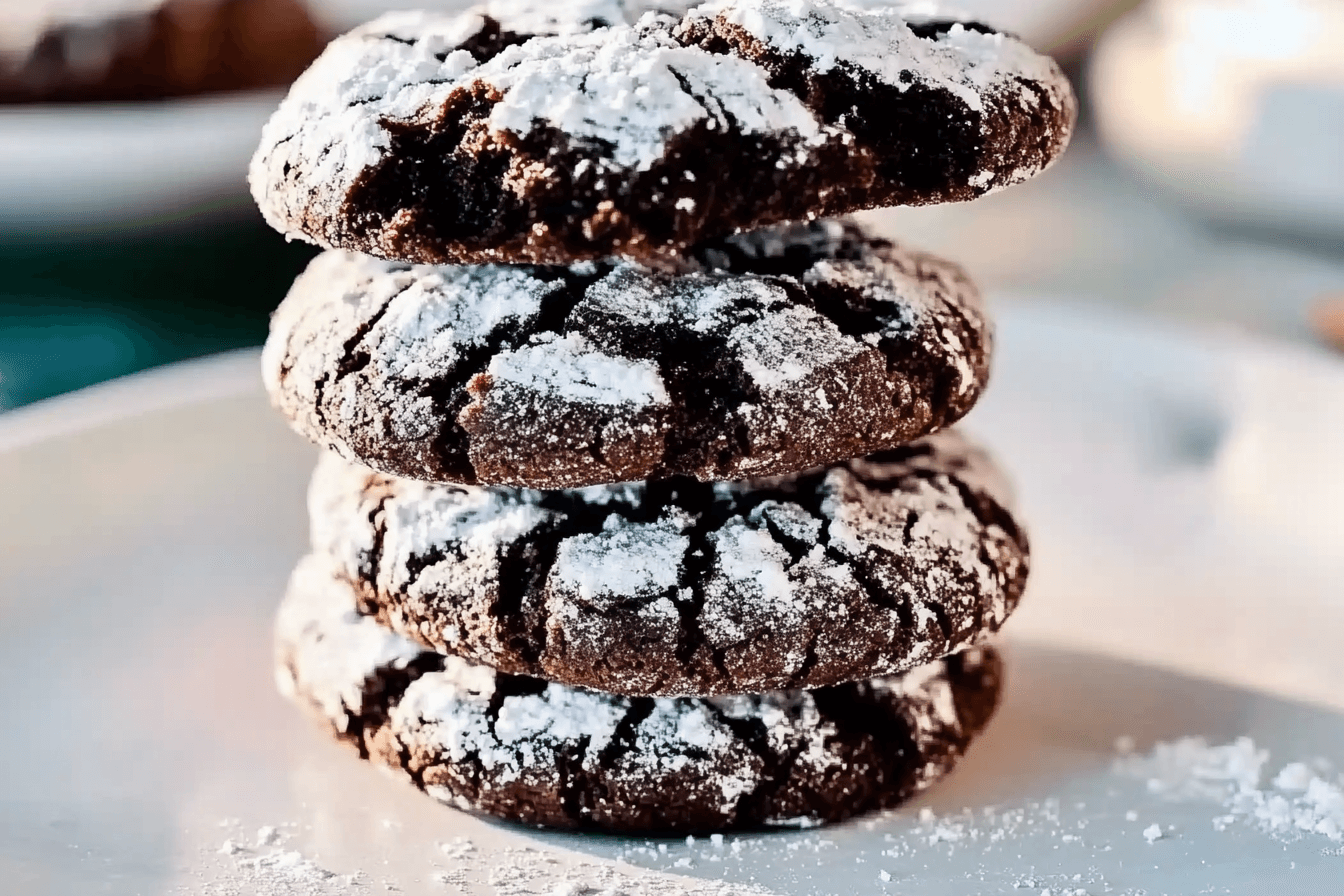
[275,557,1004,832]
[308,428,1029,696]
[264,220,991,489]
[248,0,1074,265]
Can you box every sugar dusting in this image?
[200,820,354,895]
[1114,735,1344,843]
[198,819,786,895]
[186,728,1344,894]
[483,21,822,171]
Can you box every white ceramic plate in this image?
[2,303,1343,895]
[0,89,282,233]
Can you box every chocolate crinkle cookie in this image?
[275,554,1005,833]
[307,429,1028,696]
[248,0,1076,265]
[263,219,990,489]
[0,0,325,103]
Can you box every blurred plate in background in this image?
[0,89,281,235]
[1091,0,1344,240]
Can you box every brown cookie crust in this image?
[263,220,991,489]
[275,555,1005,834]
[308,429,1029,697]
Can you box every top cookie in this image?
[249,0,1076,265]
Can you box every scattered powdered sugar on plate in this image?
[200,820,787,895]
[182,726,1344,894]
[1113,735,1344,843]
[476,846,788,895]
[197,820,358,896]
[609,798,1124,893]
[590,731,1343,893]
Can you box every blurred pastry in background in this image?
[1,0,326,103]
[1311,293,1344,353]
[1091,0,1344,238]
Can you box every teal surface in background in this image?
[0,218,317,409]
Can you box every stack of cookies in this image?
[250,0,1074,832]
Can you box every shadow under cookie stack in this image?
[250,0,1074,832]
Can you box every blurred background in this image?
[1,0,1341,411]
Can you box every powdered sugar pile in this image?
[444,844,787,895]
[550,511,689,607]
[200,821,792,895]
[1114,735,1344,843]
[202,820,356,896]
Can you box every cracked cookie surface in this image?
[308,428,1028,696]
[275,554,1004,833]
[248,0,1075,265]
[263,220,990,488]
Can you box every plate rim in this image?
[0,348,261,454]
[0,84,285,123]
[0,87,285,229]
